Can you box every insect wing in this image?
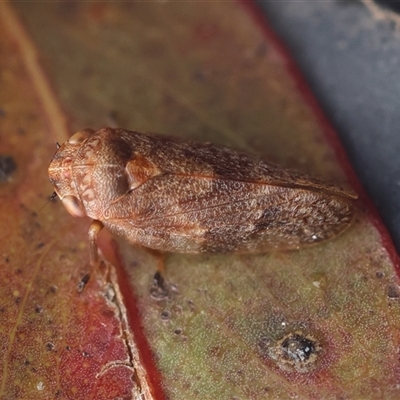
[103,170,354,253]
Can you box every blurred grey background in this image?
[258,0,400,253]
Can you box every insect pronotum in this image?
[48,128,357,267]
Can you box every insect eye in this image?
[68,129,95,144]
[61,195,86,217]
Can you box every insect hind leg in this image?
[146,249,171,300]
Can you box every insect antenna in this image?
[49,191,58,201]
[37,191,58,214]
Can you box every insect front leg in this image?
[88,220,104,266]
[76,220,103,293]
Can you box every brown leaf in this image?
[1,1,399,399]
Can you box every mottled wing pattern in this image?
[98,129,355,253]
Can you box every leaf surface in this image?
[0,2,399,399]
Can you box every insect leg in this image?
[152,251,166,288]
[77,273,91,293]
[88,220,104,266]
[147,249,170,300]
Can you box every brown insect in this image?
[48,128,357,269]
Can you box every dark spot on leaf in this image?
[269,331,321,373]
[37,242,45,249]
[0,154,16,182]
[35,305,43,314]
[174,328,182,335]
[82,351,90,357]
[187,299,195,311]
[48,285,58,294]
[65,346,71,351]
[375,271,384,279]
[387,283,400,298]
[160,310,171,321]
[0,109,5,117]
[281,333,315,363]
[45,342,56,351]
